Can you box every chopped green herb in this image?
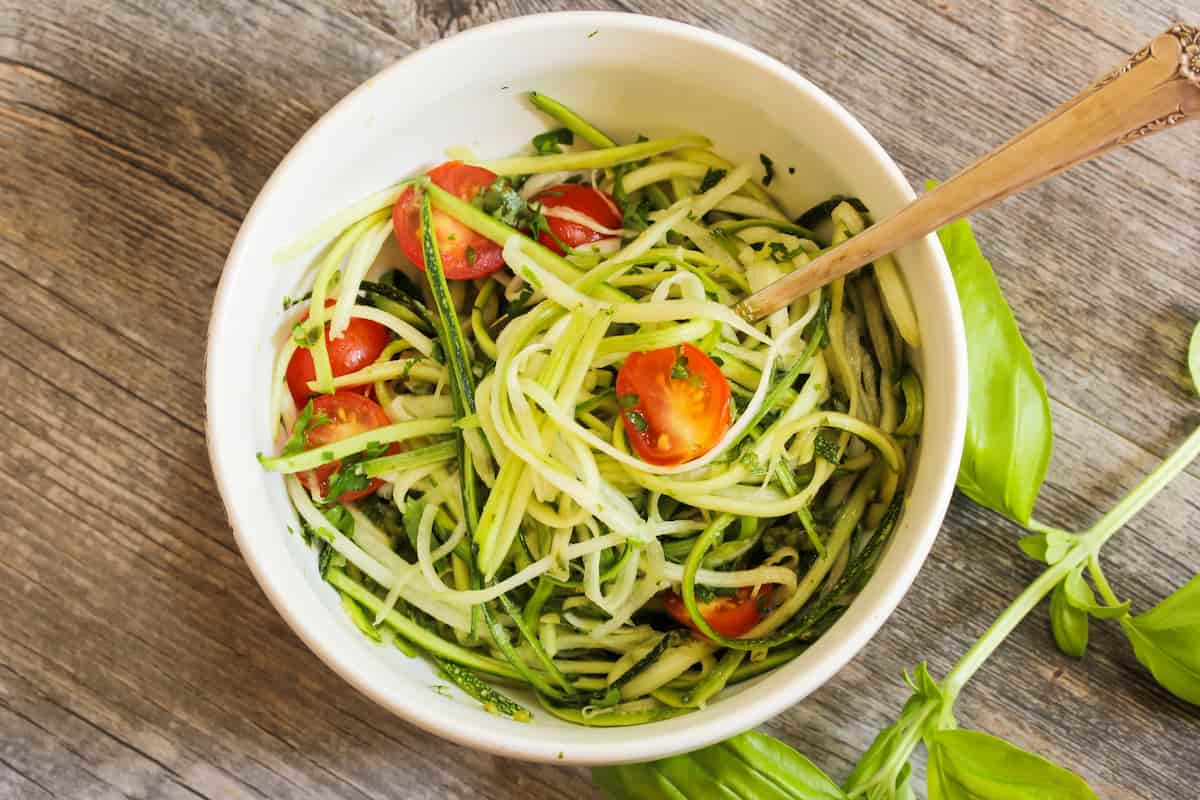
[767,241,791,263]
[478,177,529,227]
[590,686,623,708]
[321,504,356,538]
[291,322,321,347]
[466,245,477,266]
[527,209,572,252]
[282,401,331,457]
[739,447,763,474]
[619,393,640,408]
[587,29,598,38]
[671,346,690,380]
[625,410,648,433]
[813,433,841,464]
[699,168,727,192]
[759,153,776,186]
[611,135,651,212]
[796,195,870,229]
[508,283,537,316]
[532,127,574,155]
[363,440,389,459]
[323,463,370,503]
[622,196,651,233]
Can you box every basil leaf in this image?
[1063,565,1130,619]
[894,763,916,800]
[1017,530,1074,565]
[843,720,903,795]
[1189,320,1199,395]
[934,198,1053,526]
[845,665,944,795]
[592,731,846,800]
[926,730,1098,799]
[1120,574,1200,705]
[1049,577,1088,658]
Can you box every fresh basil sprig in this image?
[1111,322,1200,706]
[594,221,1200,800]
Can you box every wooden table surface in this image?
[4,2,1199,798]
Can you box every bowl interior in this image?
[207,11,965,765]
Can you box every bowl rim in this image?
[206,9,967,765]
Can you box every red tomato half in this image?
[615,343,731,466]
[393,161,505,279]
[531,184,622,255]
[299,392,393,503]
[285,301,391,408]
[663,585,774,639]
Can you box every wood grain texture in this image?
[2,1,1197,798]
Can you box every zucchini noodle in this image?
[261,93,923,725]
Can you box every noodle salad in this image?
[258,93,924,725]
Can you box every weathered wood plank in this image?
[1,0,1197,798]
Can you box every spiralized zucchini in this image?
[261,94,924,724]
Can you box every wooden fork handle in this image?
[735,24,1200,323]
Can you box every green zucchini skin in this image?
[438,659,532,722]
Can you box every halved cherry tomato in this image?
[285,300,391,408]
[663,585,775,639]
[393,161,505,279]
[615,343,731,466]
[299,392,393,503]
[531,184,622,254]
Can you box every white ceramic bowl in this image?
[206,11,967,765]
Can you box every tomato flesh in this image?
[663,586,774,639]
[531,184,622,254]
[299,392,393,503]
[615,343,731,466]
[285,301,391,408]
[393,161,505,279]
